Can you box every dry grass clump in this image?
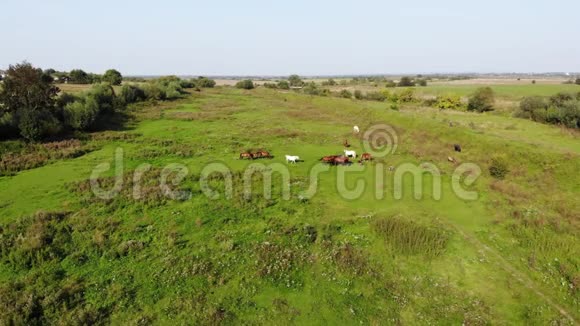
[373,217,450,257]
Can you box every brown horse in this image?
[333,156,350,165]
[320,155,338,164]
[254,150,272,159]
[360,153,372,162]
[240,152,254,160]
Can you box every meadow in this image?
[0,83,579,324]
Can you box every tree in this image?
[0,62,59,113]
[69,69,92,84]
[288,75,303,87]
[102,69,123,86]
[467,87,495,112]
[235,80,254,90]
[397,76,415,87]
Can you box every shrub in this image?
[302,82,320,95]
[549,92,574,107]
[143,83,165,100]
[16,108,43,141]
[467,87,495,112]
[398,88,415,103]
[397,76,415,87]
[120,84,146,104]
[195,77,216,88]
[263,82,277,89]
[385,80,396,88]
[64,97,99,130]
[235,80,254,90]
[364,91,386,102]
[434,94,463,110]
[338,89,352,99]
[277,81,290,89]
[354,90,363,100]
[417,79,428,87]
[489,157,509,179]
[87,83,117,113]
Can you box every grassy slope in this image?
[0,88,578,324]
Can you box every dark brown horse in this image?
[240,152,254,160]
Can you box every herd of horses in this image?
[239,126,373,166]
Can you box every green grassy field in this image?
[0,87,578,324]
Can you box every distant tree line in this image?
[0,62,216,141]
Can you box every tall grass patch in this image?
[372,217,450,257]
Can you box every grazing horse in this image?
[320,155,338,164]
[343,139,350,148]
[333,156,350,165]
[285,155,300,164]
[344,150,356,158]
[240,152,254,160]
[353,125,360,133]
[254,150,272,158]
[454,144,462,152]
[361,153,372,161]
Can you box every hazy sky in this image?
[1,0,579,75]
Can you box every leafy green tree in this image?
[0,62,59,113]
[102,69,123,85]
[69,69,92,84]
[63,97,99,130]
[467,87,495,112]
[235,80,254,90]
[288,75,303,87]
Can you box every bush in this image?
[354,90,363,100]
[120,84,146,104]
[398,76,415,87]
[549,92,574,107]
[385,80,396,88]
[489,157,509,179]
[364,91,386,102]
[417,79,428,87]
[16,109,43,141]
[69,69,92,84]
[467,87,495,112]
[277,81,290,89]
[434,94,463,110]
[195,77,216,88]
[263,82,277,89]
[398,88,415,103]
[87,83,117,113]
[64,97,99,130]
[338,89,352,99]
[302,82,320,95]
[235,80,254,90]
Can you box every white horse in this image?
[344,150,356,158]
[353,125,360,133]
[285,155,300,164]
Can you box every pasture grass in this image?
[0,86,578,324]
